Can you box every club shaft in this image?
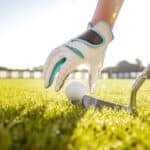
[130,64,150,108]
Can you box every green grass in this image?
[0,79,150,150]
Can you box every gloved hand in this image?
[43,21,113,93]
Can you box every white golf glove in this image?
[43,21,113,92]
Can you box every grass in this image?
[0,79,150,150]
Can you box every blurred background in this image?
[0,0,150,79]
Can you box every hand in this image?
[43,21,113,93]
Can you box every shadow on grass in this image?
[0,104,86,150]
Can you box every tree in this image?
[0,66,8,70]
[102,59,145,74]
[135,58,142,67]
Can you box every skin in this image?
[91,0,124,28]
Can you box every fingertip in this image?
[55,81,63,92]
[89,84,97,94]
[55,76,67,92]
[55,86,60,92]
[90,88,95,94]
[44,76,53,88]
[44,81,49,89]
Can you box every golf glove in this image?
[43,21,113,92]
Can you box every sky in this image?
[0,0,150,69]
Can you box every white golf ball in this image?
[65,80,87,104]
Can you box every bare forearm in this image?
[91,0,124,28]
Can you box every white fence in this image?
[0,70,142,79]
[0,70,42,78]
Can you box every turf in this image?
[0,79,150,150]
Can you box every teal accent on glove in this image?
[64,45,84,58]
[48,58,66,87]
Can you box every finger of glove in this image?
[44,53,67,88]
[55,60,78,92]
[43,48,60,78]
[89,66,99,93]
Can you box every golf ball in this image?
[65,80,87,104]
